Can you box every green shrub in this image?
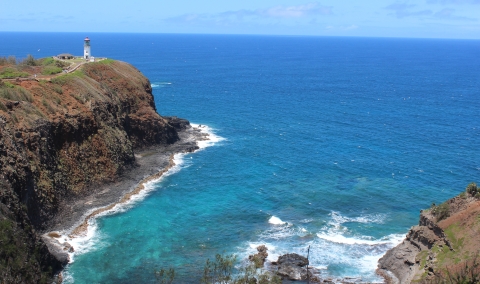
[430,254,480,284]
[201,254,236,284]
[0,67,29,79]
[0,86,33,102]
[53,85,63,95]
[17,87,33,102]
[201,254,281,284]
[3,81,15,88]
[20,54,38,66]
[154,268,175,284]
[55,60,70,68]
[41,57,55,66]
[466,182,478,196]
[432,202,450,221]
[42,66,62,75]
[51,70,83,85]
[0,56,17,65]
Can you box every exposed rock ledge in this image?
[378,185,480,283]
[0,59,200,282]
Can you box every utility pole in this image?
[307,245,310,284]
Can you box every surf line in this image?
[66,123,217,239]
[68,154,177,238]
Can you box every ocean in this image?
[1,33,479,283]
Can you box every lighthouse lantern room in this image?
[84,37,91,60]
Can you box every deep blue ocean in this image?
[1,33,479,283]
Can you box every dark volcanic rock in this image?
[165,116,191,131]
[0,60,193,282]
[275,253,310,281]
[249,244,269,267]
[377,193,478,283]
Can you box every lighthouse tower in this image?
[83,37,91,60]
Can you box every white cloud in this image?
[426,0,480,4]
[385,3,433,18]
[263,3,333,18]
[164,2,333,26]
[324,24,359,31]
[434,8,478,20]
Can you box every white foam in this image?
[59,123,225,283]
[191,123,226,150]
[260,220,310,241]
[51,216,105,264]
[151,82,172,88]
[268,216,286,225]
[246,211,406,281]
[317,228,404,250]
[329,211,386,226]
[57,148,195,263]
[317,233,387,246]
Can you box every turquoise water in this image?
[1,34,479,282]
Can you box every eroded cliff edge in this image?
[0,60,194,282]
[378,183,480,283]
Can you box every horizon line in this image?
[0,31,479,41]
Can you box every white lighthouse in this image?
[83,37,91,60]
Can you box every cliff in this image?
[0,60,190,282]
[378,183,480,283]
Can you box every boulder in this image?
[275,253,310,281]
[249,245,269,267]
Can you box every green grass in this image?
[0,67,29,79]
[41,66,63,75]
[41,57,55,66]
[3,81,16,88]
[53,85,63,95]
[97,58,115,64]
[417,250,429,268]
[0,85,33,102]
[444,223,465,251]
[51,70,84,85]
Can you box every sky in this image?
[1,0,479,39]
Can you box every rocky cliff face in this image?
[378,186,480,283]
[0,60,185,282]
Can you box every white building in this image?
[84,37,91,60]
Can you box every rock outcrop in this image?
[0,60,191,282]
[273,253,311,281]
[249,245,269,267]
[378,186,480,283]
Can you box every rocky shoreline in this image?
[0,59,215,282]
[249,245,384,284]
[41,123,208,271]
[377,184,480,283]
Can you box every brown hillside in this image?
[0,60,184,282]
[378,185,480,283]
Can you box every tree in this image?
[21,54,38,66]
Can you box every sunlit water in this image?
[2,33,479,282]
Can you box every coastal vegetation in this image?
[379,182,480,283]
[429,182,480,222]
[430,202,451,222]
[0,67,29,79]
[0,81,34,102]
[155,253,282,284]
[0,54,71,78]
